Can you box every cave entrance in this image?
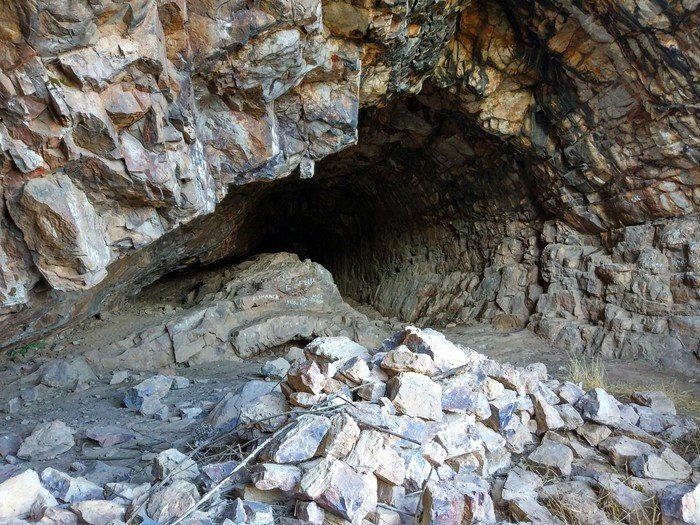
[228,97,546,327]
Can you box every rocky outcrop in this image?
[0,0,698,368]
[85,252,382,370]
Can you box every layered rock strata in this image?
[0,0,698,367]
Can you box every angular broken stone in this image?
[483,361,527,396]
[70,500,125,525]
[261,357,291,379]
[375,446,406,487]
[531,392,565,434]
[269,415,330,463]
[295,500,325,524]
[305,337,369,363]
[630,391,676,415]
[629,447,692,482]
[0,469,42,520]
[233,483,286,505]
[206,381,287,432]
[103,481,151,505]
[201,460,252,490]
[486,397,519,434]
[289,391,327,408]
[434,421,482,459]
[598,435,654,469]
[346,430,387,473]
[576,421,612,446]
[422,440,448,466]
[320,413,360,459]
[85,426,137,448]
[0,433,22,458]
[387,372,442,421]
[509,497,564,524]
[381,346,438,376]
[575,388,620,426]
[660,483,700,524]
[38,358,97,389]
[357,381,386,402]
[300,457,377,522]
[123,374,173,409]
[17,420,75,460]
[403,451,435,492]
[252,463,301,492]
[501,466,542,502]
[632,404,688,435]
[230,498,275,525]
[527,441,573,476]
[152,448,199,481]
[40,506,79,525]
[387,326,476,372]
[146,479,200,523]
[554,403,584,430]
[33,486,60,518]
[421,479,495,525]
[556,381,586,405]
[594,473,658,525]
[139,394,168,418]
[41,467,103,503]
[109,370,129,385]
[336,356,372,385]
[619,403,641,426]
[287,360,327,395]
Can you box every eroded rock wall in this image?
[0,0,698,368]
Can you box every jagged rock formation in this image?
[84,252,382,370]
[0,1,698,369]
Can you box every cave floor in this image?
[1,291,698,480]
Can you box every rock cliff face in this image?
[0,1,698,368]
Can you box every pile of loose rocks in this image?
[1,327,698,524]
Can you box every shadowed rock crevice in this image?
[235,97,547,328]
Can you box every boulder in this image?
[269,415,330,463]
[576,389,620,426]
[17,421,75,460]
[287,360,327,395]
[252,464,301,492]
[630,391,676,415]
[527,441,573,476]
[299,457,377,522]
[152,448,199,481]
[145,479,200,523]
[0,469,42,520]
[660,483,700,525]
[40,468,103,503]
[387,372,442,421]
[381,346,438,376]
[305,337,369,363]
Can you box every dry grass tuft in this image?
[566,354,607,390]
[596,485,662,525]
[670,429,700,462]
[566,355,700,423]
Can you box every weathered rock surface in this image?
[0,469,42,520]
[0,0,697,376]
[85,253,381,369]
[17,421,75,461]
